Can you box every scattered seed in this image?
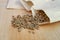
[11,10,50,32]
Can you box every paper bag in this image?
[7,0,24,9]
[7,0,60,23]
[20,0,60,23]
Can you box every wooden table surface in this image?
[0,0,60,40]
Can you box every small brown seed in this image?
[11,10,50,32]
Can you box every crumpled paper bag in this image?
[7,0,60,23]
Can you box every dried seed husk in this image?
[35,10,50,23]
[11,10,50,32]
[18,27,24,32]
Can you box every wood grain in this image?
[9,21,60,40]
[0,0,60,40]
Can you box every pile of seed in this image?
[11,10,50,32]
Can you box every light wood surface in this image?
[0,0,60,40]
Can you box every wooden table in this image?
[0,0,60,40]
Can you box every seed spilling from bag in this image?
[11,10,50,32]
